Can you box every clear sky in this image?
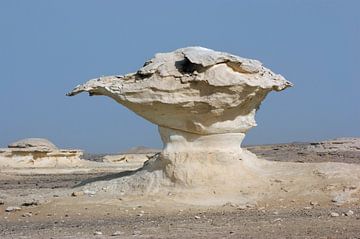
[0,1,359,153]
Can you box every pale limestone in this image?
[67,47,360,206]
[68,47,292,135]
[0,138,84,168]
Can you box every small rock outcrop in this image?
[0,138,83,168]
[8,138,57,150]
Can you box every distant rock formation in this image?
[8,138,57,150]
[0,138,84,168]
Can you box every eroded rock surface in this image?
[0,138,84,168]
[67,47,360,206]
[8,138,57,150]
[68,47,292,135]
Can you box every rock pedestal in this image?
[68,47,360,206]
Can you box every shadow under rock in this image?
[73,153,161,188]
[73,168,142,188]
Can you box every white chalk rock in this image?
[68,47,292,135]
[67,47,360,206]
[0,138,84,168]
[8,138,57,150]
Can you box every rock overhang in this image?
[67,47,293,135]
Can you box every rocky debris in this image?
[272,218,283,223]
[0,199,4,205]
[307,138,360,152]
[5,206,21,212]
[0,138,84,168]
[345,210,354,216]
[102,153,150,164]
[132,230,142,236]
[309,201,319,206]
[330,212,340,217]
[71,191,84,197]
[93,231,103,235]
[21,200,40,207]
[111,231,124,236]
[22,212,33,217]
[83,190,96,196]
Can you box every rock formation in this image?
[0,138,84,168]
[68,47,360,206]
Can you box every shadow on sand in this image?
[73,168,142,188]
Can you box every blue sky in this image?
[0,1,359,153]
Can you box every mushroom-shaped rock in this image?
[67,46,292,192]
[8,138,57,151]
[68,47,292,136]
[67,47,360,206]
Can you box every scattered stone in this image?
[330,212,340,217]
[223,202,237,207]
[194,215,201,219]
[272,218,282,223]
[304,206,312,210]
[0,199,4,205]
[310,201,319,206]
[307,138,360,153]
[331,195,348,205]
[5,206,21,212]
[94,231,103,235]
[21,200,39,207]
[237,205,247,210]
[83,190,96,196]
[345,210,354,216]
[71,191,84,197]
[22,212,32,217]
[111,231,124,236]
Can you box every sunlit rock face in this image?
[68,47,292,154]
[68,47,292,134]
[67,48,360,207]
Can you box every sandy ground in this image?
[1,141,360,239]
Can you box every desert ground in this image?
[1,138,360,239]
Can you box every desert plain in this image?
[1,137,360,239]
